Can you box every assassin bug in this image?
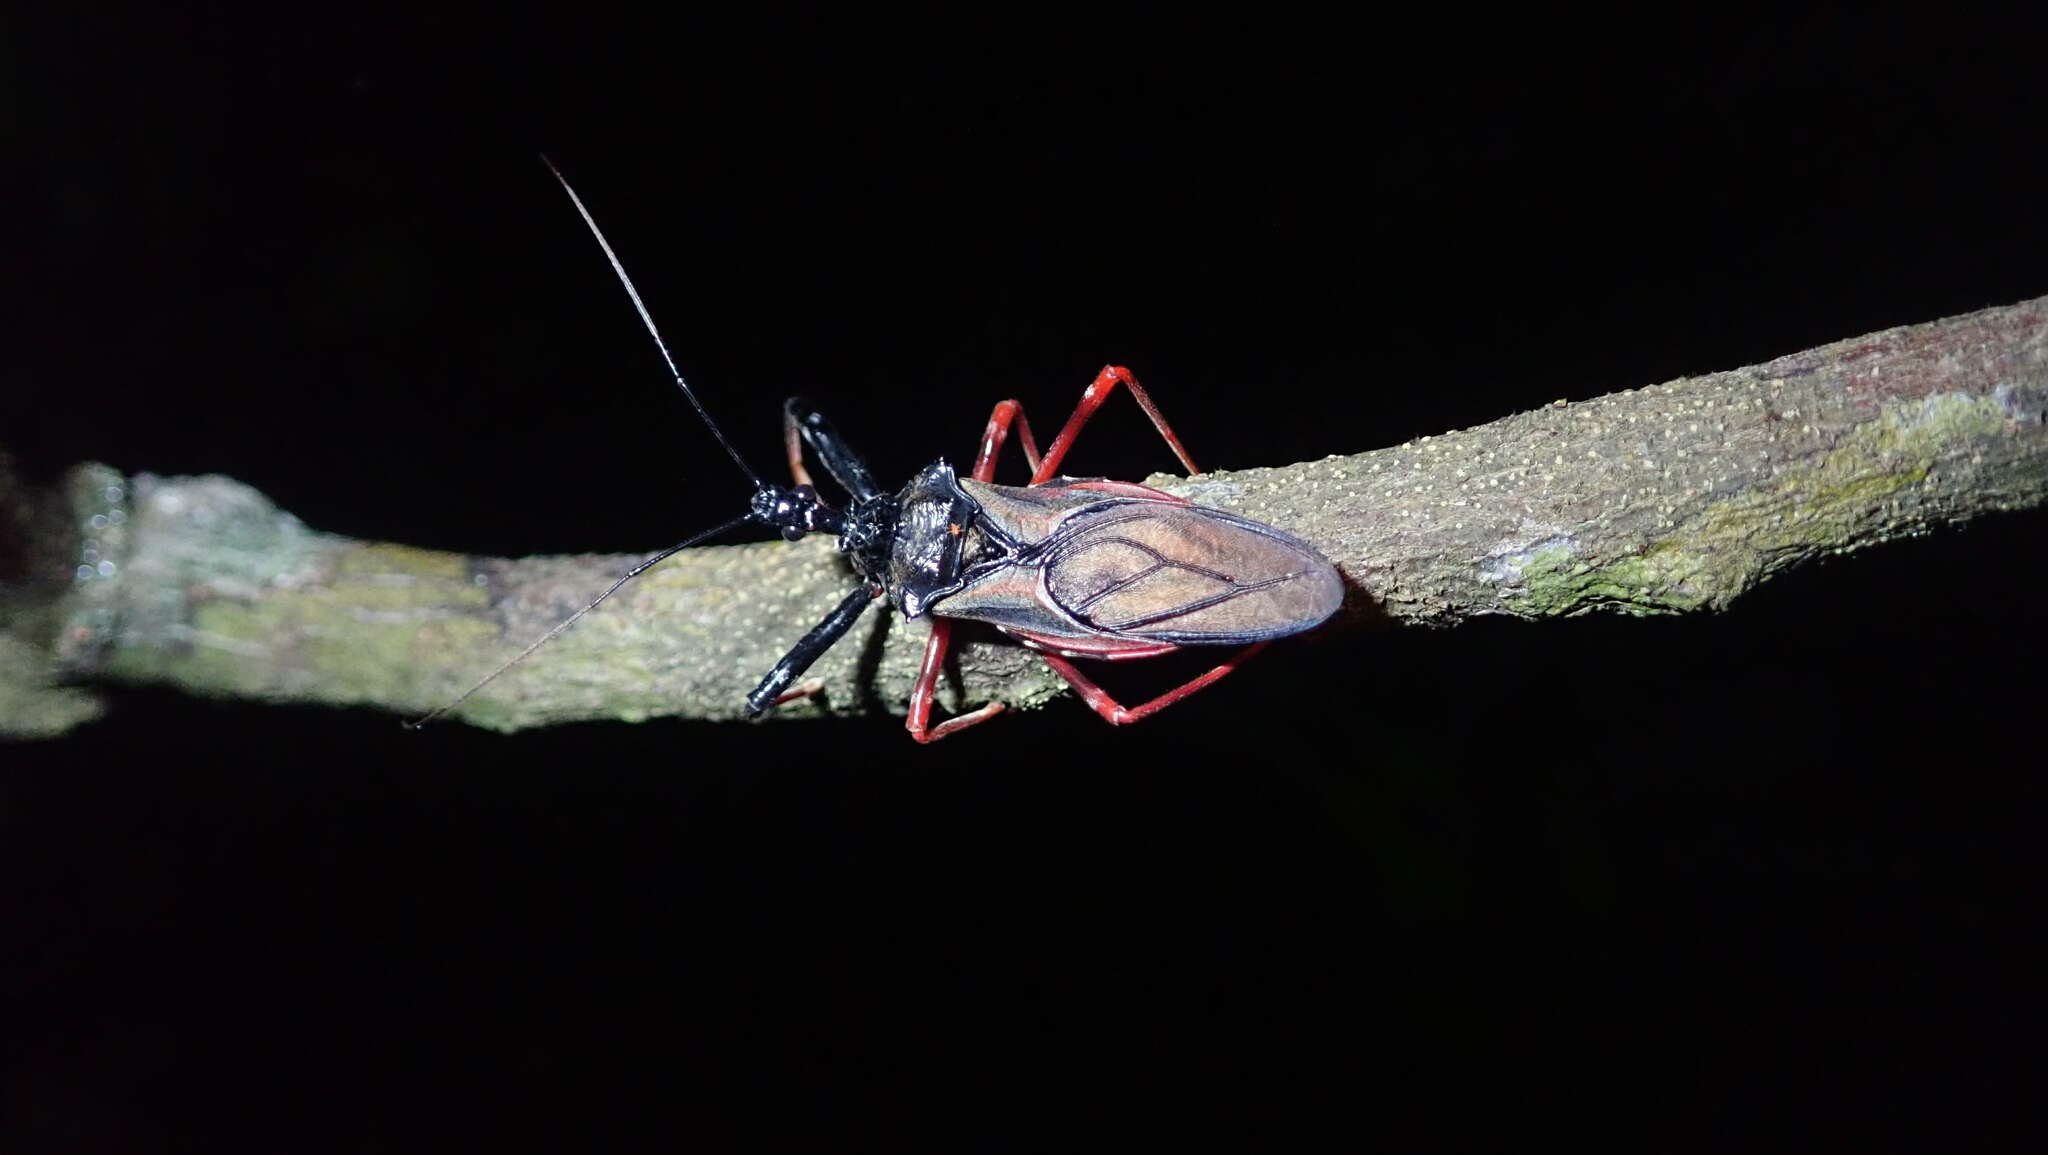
[410,159,1344,741]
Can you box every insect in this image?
[410,160,1344,741]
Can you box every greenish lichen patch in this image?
[444,696,529,732]
[327,545,491,612]
[1688,391,1996,583]
[1891,390,2015,451]
[1500,389,2022,619]
[408,613,510,649]
[1512,542,1712,617]
[336,541,475,584]
[103,577,499,710]
[0,634,106,738]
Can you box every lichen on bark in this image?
[4,295,2044,737]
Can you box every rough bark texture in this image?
[4,296,2045,737]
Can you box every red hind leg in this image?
[970,399,1043,483]
[1033,365,1201,484]
[901,401,1044,741]
[767,678,826,709]
[1035,643,1267,725]
[911,369,1202,741]
[905,617,1007,743]
[782,404,817,488]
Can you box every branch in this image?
[6,296,2045,736]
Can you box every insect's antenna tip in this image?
[540,156,764,490]
[400,513,754,734]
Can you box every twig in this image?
[4,296,2043,736]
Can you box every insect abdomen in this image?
[1039,503,1342,643]
[940,481,1342,646]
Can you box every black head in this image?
[749,484,847,542]
[412,162,913,730]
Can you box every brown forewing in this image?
[947,479,1343,646]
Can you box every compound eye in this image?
[781,526,807,543]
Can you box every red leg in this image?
[1035,643,1267,725]
[1033,365,1201,484]
[767,678,826,709]
[744,677,826,723]
[971,399,1042,483]
[782,405,817,488]
[912,370,1201,740]
[905,617,1007,743]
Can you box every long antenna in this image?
[405,513,756,730]
[540,154,763,489]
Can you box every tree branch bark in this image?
[5,296,2045,737]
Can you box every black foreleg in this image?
[744,585,879,716]
[783,399,884,502]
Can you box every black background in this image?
[7,6,2046,1148]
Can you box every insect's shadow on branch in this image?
[1334,573,1392,633]
[941,624,990,714]
[853,602,894,716]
